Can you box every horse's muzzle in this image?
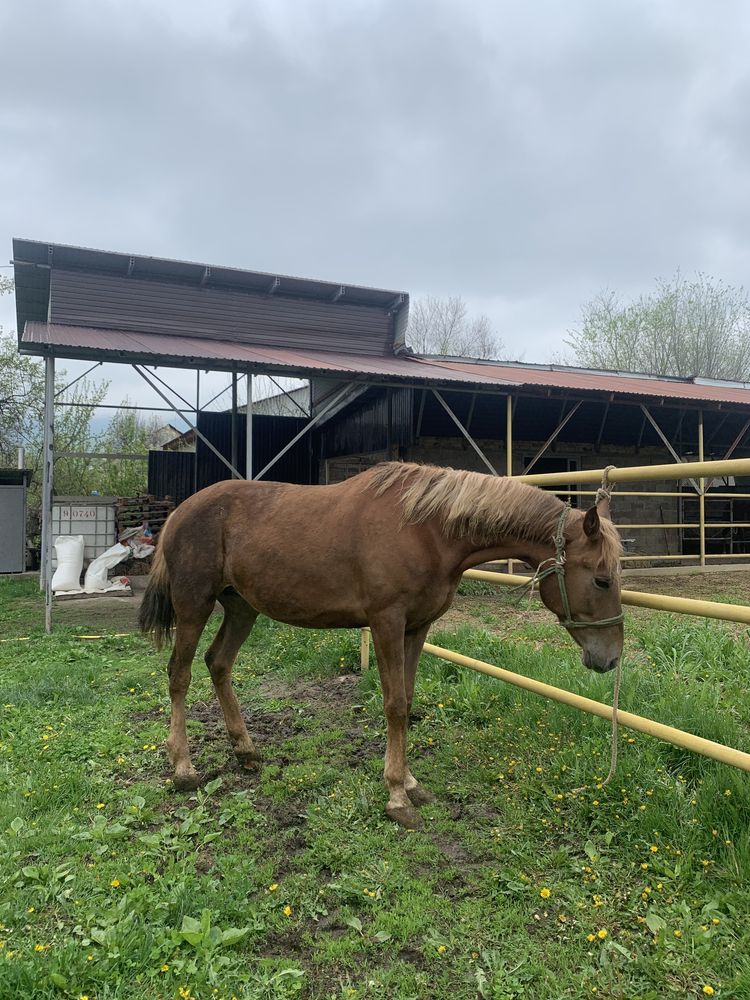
[581,649,620,673]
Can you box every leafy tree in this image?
[93,405,160,497]
[406,296,505,360]
[566,272,750,379]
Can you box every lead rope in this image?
[575,465,622,794]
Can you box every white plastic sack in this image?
[83,542,130,593]
[51,535,85,592]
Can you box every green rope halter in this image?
[531,505,624,630]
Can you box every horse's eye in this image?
[594,578,611,590]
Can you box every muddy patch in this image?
[189,698,303,744]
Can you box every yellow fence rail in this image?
[464,568,750,626]
[515,457,750,486]
[421,641,750,773]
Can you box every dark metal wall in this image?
[50,270,394,357]
[316,387,414,459]
[148,451,194,505]
[195,412,311,487]
[147,413,312,504]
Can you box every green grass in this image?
[1,576,749,998]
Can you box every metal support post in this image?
[506,394,514,573]
[246,373,253,480]
[41,355,55,633]
[231,371,238,478]
[194,369,200,494]
[505,394,513,477]
[360,628,370,670]
[699,410,706,568]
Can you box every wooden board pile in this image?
[115,496,174,541]
[115,496,174,576]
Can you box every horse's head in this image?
[537,497,624,673]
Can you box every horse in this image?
[138,461,624,829]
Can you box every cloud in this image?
[2,0,750,366]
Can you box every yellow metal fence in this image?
[359,456,750,775]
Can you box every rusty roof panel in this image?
[20,323,750,406]
[20,323,519,386]
[429,358,750,406]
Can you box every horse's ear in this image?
[596,493,611,521]
[583,505,601,539]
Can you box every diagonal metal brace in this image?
[432,390,498,475]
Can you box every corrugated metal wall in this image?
[148,451,194,505]
[147,414,312,503]
[50,270,394,357]
[317,387,414,459]
[195,412,311,487]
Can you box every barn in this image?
[13,238,750,602]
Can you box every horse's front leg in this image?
[403,624,435,808]
[370,615,422,830]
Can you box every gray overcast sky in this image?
[2,0,750,409]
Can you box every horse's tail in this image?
[138,526,175,649]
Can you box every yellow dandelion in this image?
[161,964,170,972]
[712,918,721,925]
[641,863,649,870]
[540,887,551,899]
[268,883,279,892]
[437,944,446,953]
[649,845,658,853]
[283,905,292,917]
[597,929,608,939]
[587,933,595,942]
[110,878,120,888]
[34,943,46,952]
[673,929,682,938]
[702,987,715,996]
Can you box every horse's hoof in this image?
[406,784,435,807]
[173,772,202,792]
[236,750,263,770]
[386,804,424,830]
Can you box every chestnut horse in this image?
[139,462,623,829]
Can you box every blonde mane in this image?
[367,462,622,572]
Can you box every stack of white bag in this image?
[50,536,130,594]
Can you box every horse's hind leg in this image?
[403,624,435,808]
[205,589,260,769]
[167,607,212,791]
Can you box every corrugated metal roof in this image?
[19,322,750,406]
[425,358,750,406]
[20,322,520,387]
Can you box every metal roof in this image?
[12,237,408,334]
[19,322,520,387]
[20,321,750,407]
[424,357,750,406]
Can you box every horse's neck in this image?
[452,533,557,576]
